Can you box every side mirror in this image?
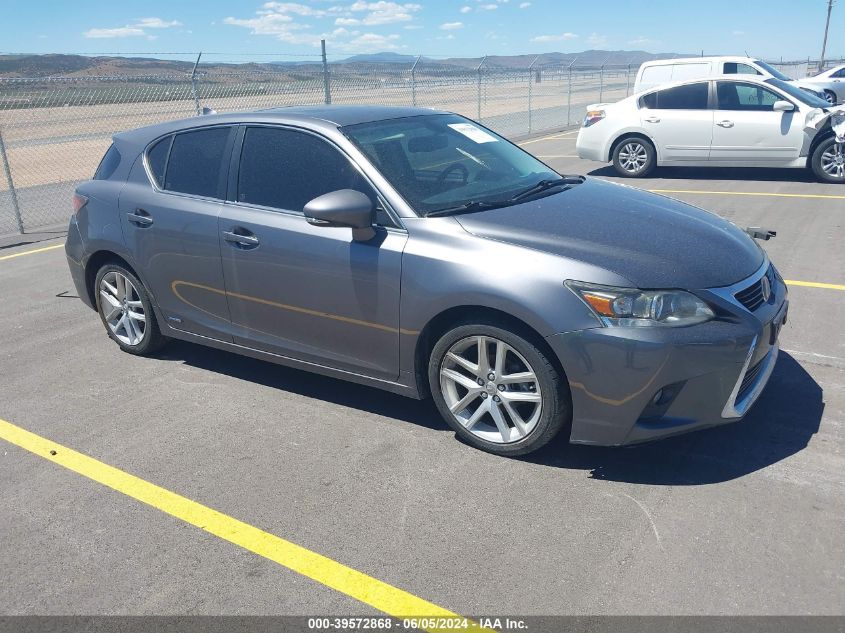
[304,189,375,241]
[773,100,795,112]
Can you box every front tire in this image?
[95,263,167,355]
[823,90,837,105]
[428,321,570,456]
[811,137,845,184]
[611,136,656,178]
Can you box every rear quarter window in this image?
[94,144,121,180]
[146,135,172,188]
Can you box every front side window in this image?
[343,114,558,216]
[724,62,762,76]
[164,127,232,198]
[640,82,709,110]
[237,127,377,215]
[717,82,781,111]
[831,68,845,79]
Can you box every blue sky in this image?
[0,0,841,61]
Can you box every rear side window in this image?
[640,82,709,109]
[164,127,232,199]
[94,144,121,180]
[237,127,376,213]
[146,136,171,188]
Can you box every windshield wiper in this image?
[509,175,584,203]
[425,200,505,217]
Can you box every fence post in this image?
[321,39,332,105]
[599,64,605,103]
[190,52,203,116]
[528,56,538,134]
[566,59,576,127]
[476,56,486,121]
[410,55,421,106]
[0,127,24,234]
[625,63,631,96]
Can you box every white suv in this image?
[634,56,835,103]
[576,75,845,183]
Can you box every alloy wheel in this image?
[824,91,837,105]
[820,142,845,180]
[99,271,146,346]
[439,335,542,444]
[618,142,649,174]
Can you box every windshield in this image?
[764,78,830,109]
[342,114,559,215]
[755,60,792,81]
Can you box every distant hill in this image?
[0,50,690,78]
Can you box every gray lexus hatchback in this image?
[66,105,787,456]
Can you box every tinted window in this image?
[94,144,121,180]
[238,127,377,214]
[724,62,762,76]
[641,82,709,109]
[146,136,171,188]
[164,127,231,198]
[832,68,845,78]
[717,82,781,111]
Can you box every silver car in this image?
[66,106,788,456]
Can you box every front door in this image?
[710,81,805,165]
[218,125,407,380]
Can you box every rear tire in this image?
[823,90,837,105]
[611,136,656,178]
[810,136,845,184]
[94,263,167,355]
[428,320,570,456]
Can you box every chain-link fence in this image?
[0,54,840,236]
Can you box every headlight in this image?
[567,281,715,327]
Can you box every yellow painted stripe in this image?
[0,243,64,261]
[518,130,578,145]
[648,188,845,200]
[785,279,845,291]
[0,417,489,632]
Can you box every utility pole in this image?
[819,0,835,73]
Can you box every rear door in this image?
[638,82,713,162]
[710,81,805,165]
[119,126,235,340]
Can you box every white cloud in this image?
[348,1,422,25]
[530,32,578,43]
[335,17,361,25]
[83,17,182,39]
[440,21,464,30]
[478,3,498,9]
[261,2,327,17]
[587,32,607,47]
[732,30,745,36]
[628,36,658,47]
[134,17,182,29]
[519,1,531,7]
[460,5,472,12]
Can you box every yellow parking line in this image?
[0,243,64,261]
[0,417,488,632]
[519,130,578,145]
[785,280,845,291]
[649,189,845,200]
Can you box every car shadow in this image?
[162,342,822,486]
[586,164,819,184]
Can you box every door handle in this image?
[717,120,734,128]
[644,116,661,123]
[126,209,153,227]
[222,229,260,248]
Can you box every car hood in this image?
[454,178,764,289]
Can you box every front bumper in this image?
[548,261,787,446]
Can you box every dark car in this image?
[66,106,787,456]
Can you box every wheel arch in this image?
[806,124,834,168]
[83,250,138,308]
[413,305,570,403]
[608,131,657,163]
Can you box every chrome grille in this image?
[734,265,774,312]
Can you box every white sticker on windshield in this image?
[448,123,498,144]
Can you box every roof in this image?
[641,55,760,65]
[114,104,448,146]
